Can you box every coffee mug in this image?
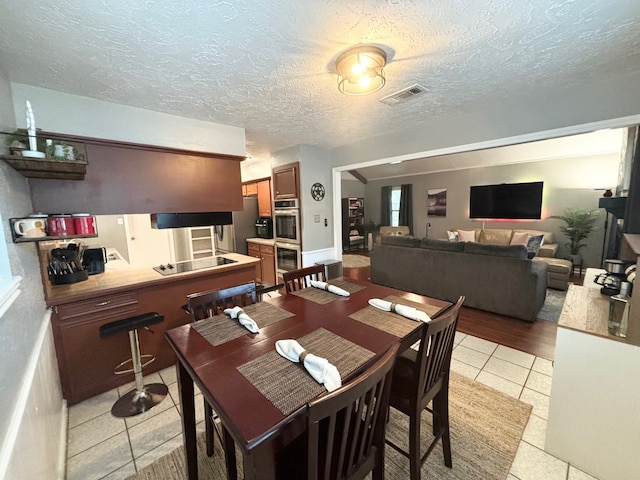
[14,218,46,237]
[73,214,96,235]
[47,215,76,236]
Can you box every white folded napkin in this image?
[275,339,342,392]
[368,298,431,323]
[310,280,350,297]
[223,306,259,333]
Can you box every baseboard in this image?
[57,400,68,480]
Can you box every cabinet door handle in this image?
[96,301,110,306]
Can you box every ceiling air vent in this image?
[379,84,428,106]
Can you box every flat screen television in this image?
[469,181,543,219]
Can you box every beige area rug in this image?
[342,254,371,269]
[128,372,531,480]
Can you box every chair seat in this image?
[99,312,163,338]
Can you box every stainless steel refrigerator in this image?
[214,197,258,255]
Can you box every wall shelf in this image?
[0,155,87,180]
[9,218,97,243]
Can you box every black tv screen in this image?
[469,181,543,219]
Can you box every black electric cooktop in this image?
[153,256,237,275]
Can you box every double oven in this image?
[273,199,301,276]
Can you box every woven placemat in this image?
[237,327,375,415]
[349,295,442,337]
[191,302,295,347]
[290,279,366,304]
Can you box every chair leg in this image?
[205,399,215,456]
[434,391,452,468]
[409,410,422,480]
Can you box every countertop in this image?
[44,252,259,306]
[558,284,640,347]
[246,237,276,246]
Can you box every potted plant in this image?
[550,208,599,264]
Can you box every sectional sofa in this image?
[370,236,548,321]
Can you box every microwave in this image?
[274,199,300,244]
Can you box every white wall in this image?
[365,153,620,269]
[11,84,246,156]
[341,179,366,199]
[0,72,64,479]
[299,145,333,252]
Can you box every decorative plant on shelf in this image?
[549,208,599,260]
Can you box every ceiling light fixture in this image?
[335,45,387,96]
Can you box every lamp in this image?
[335,45,387,95]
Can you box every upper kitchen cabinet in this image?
[28,135,244,214]
[272,162,299,200]
[257,179,272,217]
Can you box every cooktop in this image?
[153,256,237,275]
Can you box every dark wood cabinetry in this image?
[50,263,257,404]
[272,162,299,200]
[247,241,276,285]
[28,133,244,215]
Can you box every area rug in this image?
[537,287,569,323]
[127,372,531,480]
[342,254,371,269]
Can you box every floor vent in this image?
[379,84,428,106]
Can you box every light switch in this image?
[314,215,320,223]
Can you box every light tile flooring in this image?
[66,333,601,480]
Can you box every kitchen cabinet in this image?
[49,258,258,404]
[247,240,276,285]
[245,182,258,196]
[257,179,272,217]
[272,162,299,200]
[28,132,244,215]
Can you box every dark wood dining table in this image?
[165,276,451,480]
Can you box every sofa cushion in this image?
[464,242,528,259]
[517,229,555,245]
[381,235,421,247]
[420,238,466,252]
[457,229,476,242]
[479,229,512,245]
[510,231,530,246]
[446,230,458,242]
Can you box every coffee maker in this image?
[594,259,632,296]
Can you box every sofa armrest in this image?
[538,243,558,258]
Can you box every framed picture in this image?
[427,188,447,217]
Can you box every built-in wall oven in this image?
[274,199,300,244]
[275,241,301,276]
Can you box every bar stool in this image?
[99,312,168,418]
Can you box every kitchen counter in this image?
[246,237,275,246]
[44,252,259,306]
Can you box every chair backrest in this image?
[186,282,257,321]
[306,344,399,480]
[416,296,464,404]
[283,264,326,293]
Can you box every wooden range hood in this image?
[28,132,245,215]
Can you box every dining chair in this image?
[280,343,399,480]
[282,264,326,293]
[186,281,257,458]
[385,296,465,480]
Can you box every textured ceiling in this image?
[1,0,640,162]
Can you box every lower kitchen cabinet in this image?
[247,241,276,285]
[51,265,256,404]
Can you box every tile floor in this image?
[65,332,601,480]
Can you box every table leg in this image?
[223,425,238,480]
[176,361,198,480]
[242,443,277,480]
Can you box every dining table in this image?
[165,276,451,480]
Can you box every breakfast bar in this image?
[44,252,260,404]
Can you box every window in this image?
[390,186,401,226]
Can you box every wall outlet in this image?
[314,214,320,223]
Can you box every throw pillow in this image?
[527,234,545,258]
[510,231,530,246]
[446,230,459,242]
[457,229,476,242]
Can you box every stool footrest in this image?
[99,312,164,338]
[113,354,155,375]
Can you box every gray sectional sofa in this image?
[370,236,548,322]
